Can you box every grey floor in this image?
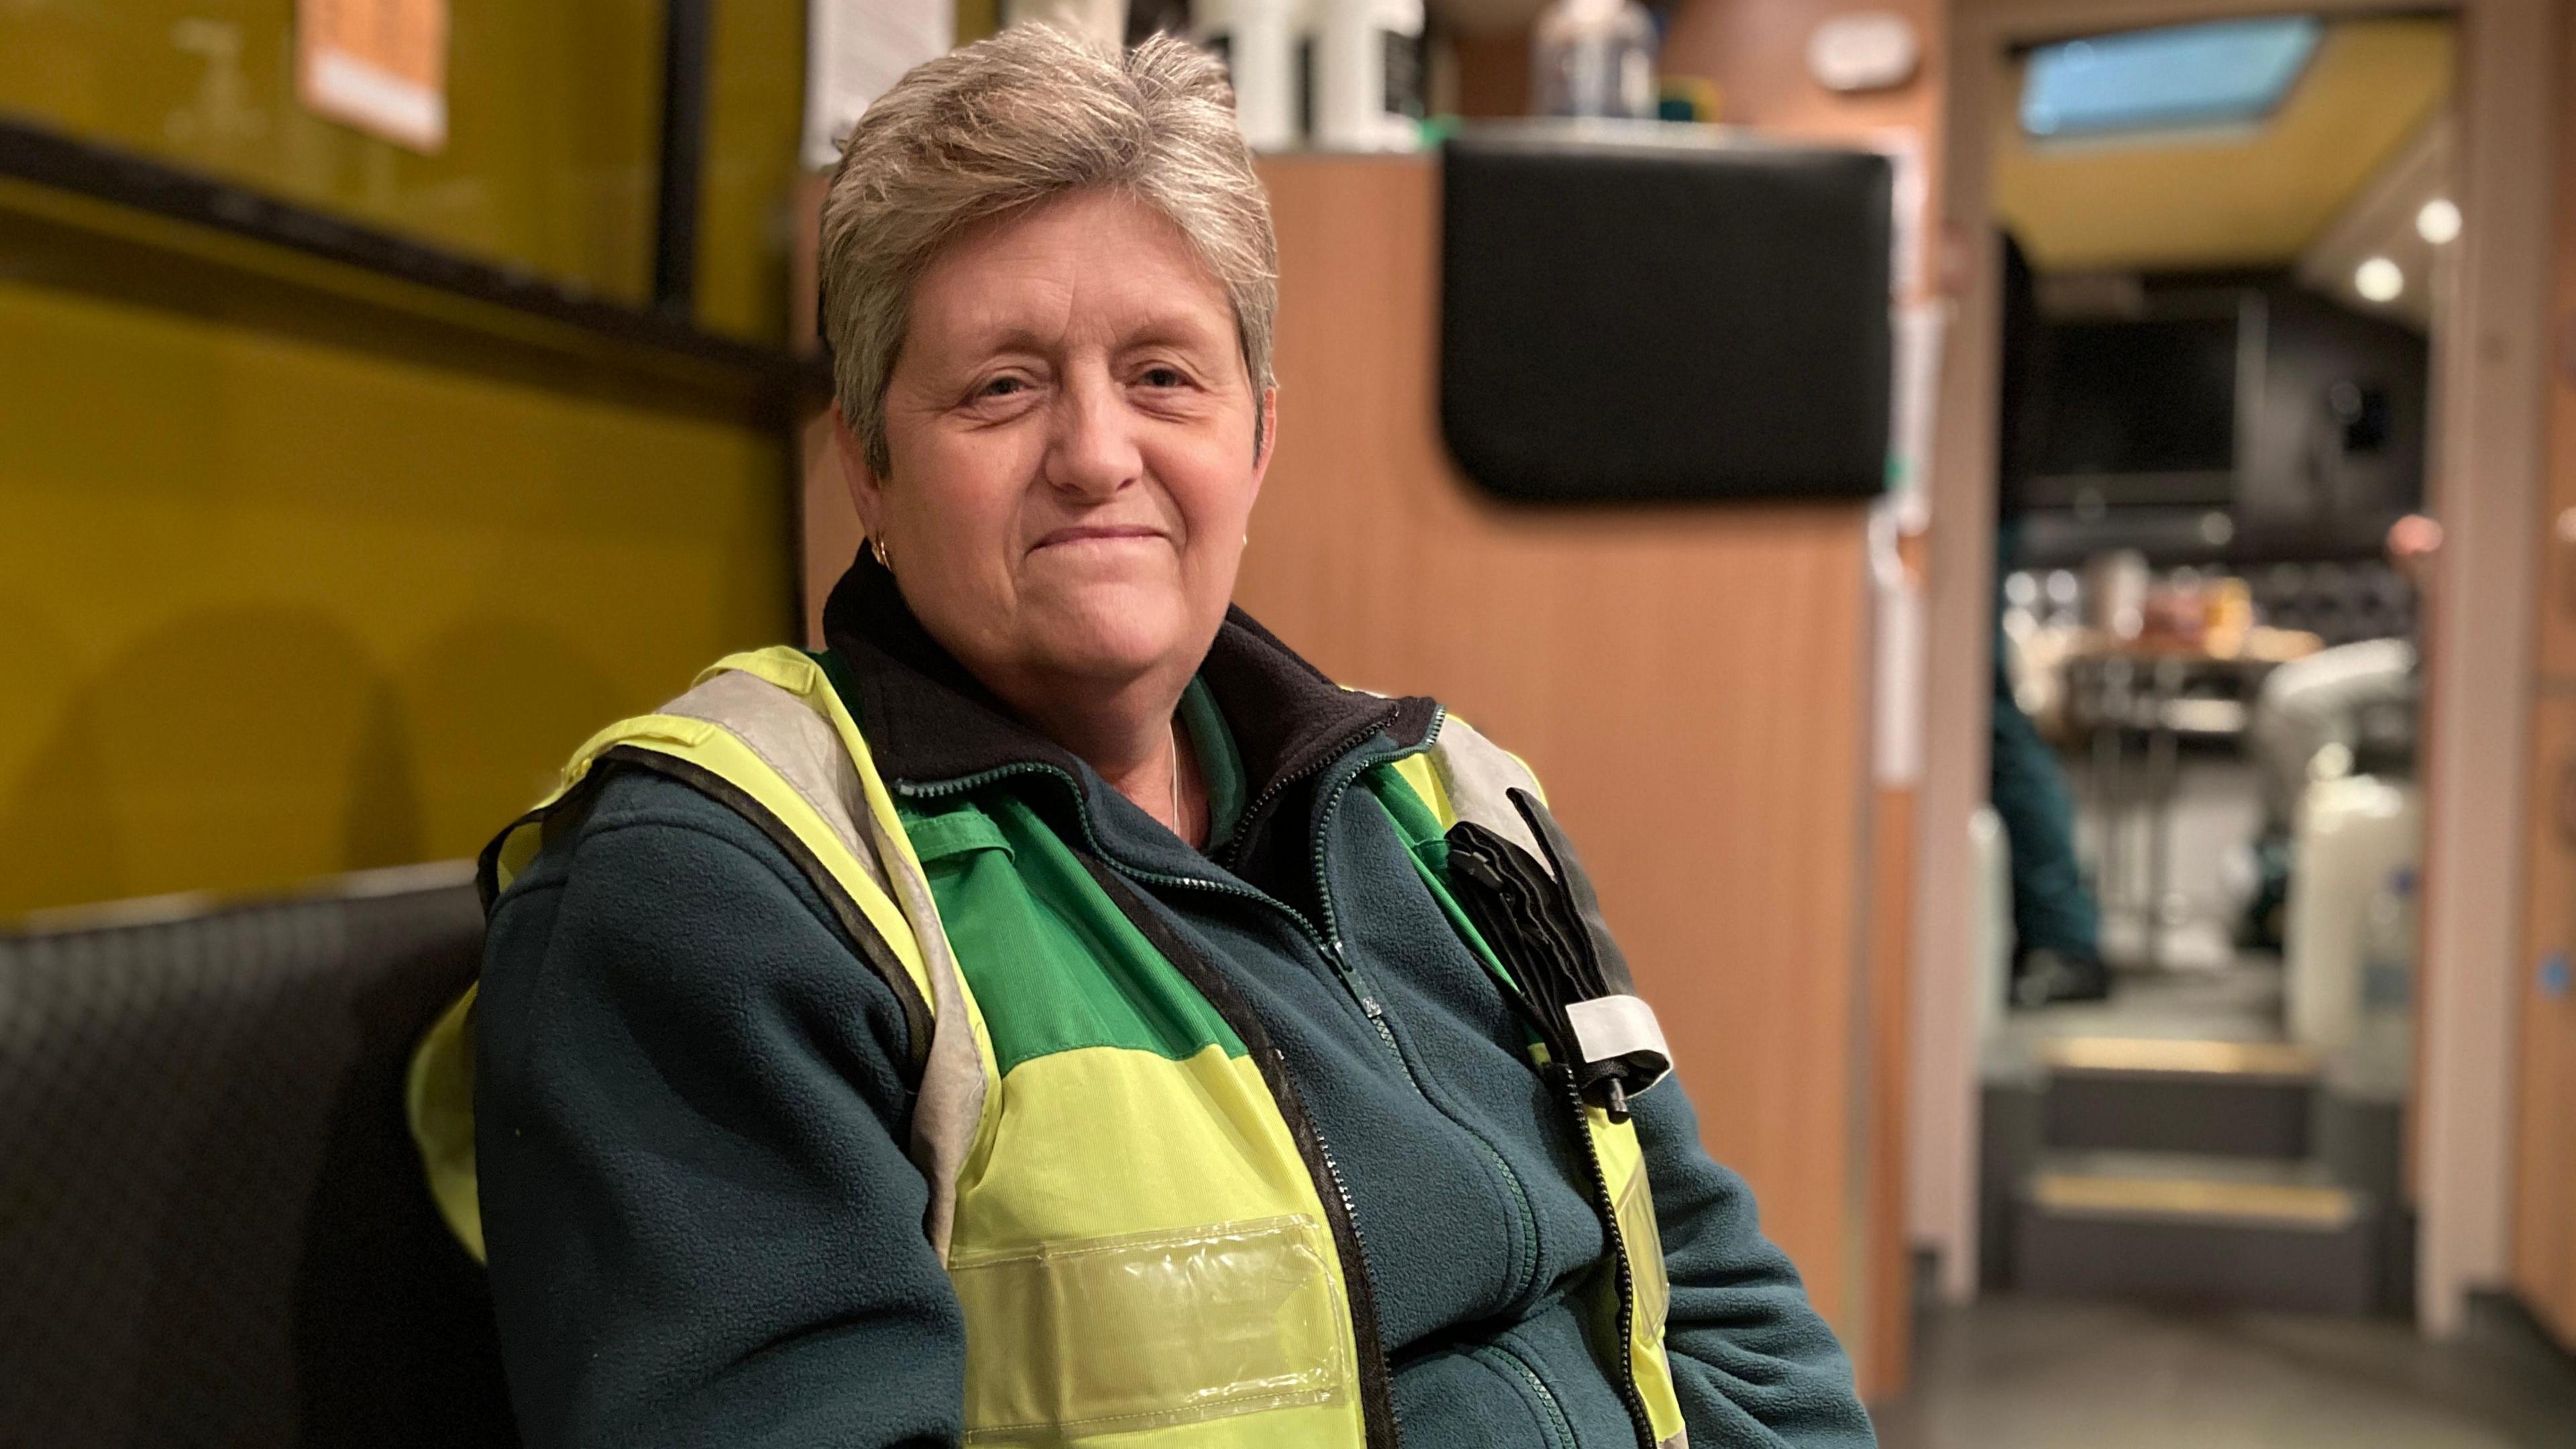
[1873,1295,2576,1448]
[1990,959,2290,1073]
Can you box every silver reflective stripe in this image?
[666,672,890,896]
[865,810,988,1260]
[1565,994,1672,1087]
[663,669,989,1260]
[1661,1430,1690,1449]
[1426,714,1548,869]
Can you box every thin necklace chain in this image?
[1169,719,1185,840]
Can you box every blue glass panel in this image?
[2021,16,2324,138]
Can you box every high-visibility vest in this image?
[410,645,1686,1448]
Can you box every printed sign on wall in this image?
[804,0,953,170]
[297,0,450,153]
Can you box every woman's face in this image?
[841,189,1275,711]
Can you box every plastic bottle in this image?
[1310,0,1424,152]
[1002,0,1126,50]
[1531,0,1658,120]
[1193,0,1301,150]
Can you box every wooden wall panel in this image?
[2514,2,2576,1349]
[2536,5,2576,682]
[801,405,864,646]
[1242,154,1879,1348]
[2518,10,2576,1345]
[2542,367,2576,678]
[1663,0,1944,138]
[1656,0,1942,1391]
[1863,784,1916,1391]
[2513,693,2576,1348]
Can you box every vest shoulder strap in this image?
[1396,712,1548,861]
[415,647,996,1264]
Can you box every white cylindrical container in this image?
[2284,773,2419,1061]
[1002,0,1127,50]
[1530,0,1657,119]
[1194,0,1301,150]
[1971,805,2014,1041]
[1311,0,1424,152]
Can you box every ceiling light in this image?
[2416,197,2462,245]
[2355,257,2404,303]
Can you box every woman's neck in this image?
[1011,676,1208,848]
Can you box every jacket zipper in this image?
[1212,707,1425,1064]
[907,710,1616,1449]
[1554,1063,1658,1449]
[1294,716,1544,1306]
[904,761,1412,1446]
[1311,1130,1401,1446]
[906,715,1557,1302]
[1073,855,1406,1449]
[1283,710,1446,1070]
[900,720,1436,1073]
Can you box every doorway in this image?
[1986,10,2451,1320]
[1911,0,2553,1340]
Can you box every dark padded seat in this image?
[0,865,517,1448]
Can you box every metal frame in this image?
[0,114,802,388]
[653,0,714,317]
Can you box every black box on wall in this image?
[1439,130,1894,504]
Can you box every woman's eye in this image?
[978,376,1027,398]
[1139,366,1188,389]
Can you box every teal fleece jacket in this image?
[473,557,1874,1449]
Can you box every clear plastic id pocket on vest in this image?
[949,1214,1354,1442]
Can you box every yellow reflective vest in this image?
[412,646,1687,1447]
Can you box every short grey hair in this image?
[819,24,1279,476]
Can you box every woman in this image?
[470,25,1871,1449]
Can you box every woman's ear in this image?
[830,403,886,539]
[1249,386,1279,500]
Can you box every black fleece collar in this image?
[816,552,1441,815]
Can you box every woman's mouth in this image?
[1032,525,1165,551]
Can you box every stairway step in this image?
[2039,1036,2318,1080]
[2028,1153,2360,1228]
[2012,1153,2380,1314]
[2041,1037,2316,1159]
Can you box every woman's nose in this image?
[1040,372,1144,498]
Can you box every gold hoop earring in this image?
[870,535,892,570]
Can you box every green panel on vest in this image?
[902,791,1246,1077]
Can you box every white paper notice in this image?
[297,0,449,153]
[1871,505,1925,788]
[804,0,955,170]
[1887,299,1949,536]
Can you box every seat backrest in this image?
[0,864,517,1448]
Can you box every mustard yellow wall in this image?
[0,268,791,918]
[0,2,806,918]
[698,0,809,341]
[0,0,806,343]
